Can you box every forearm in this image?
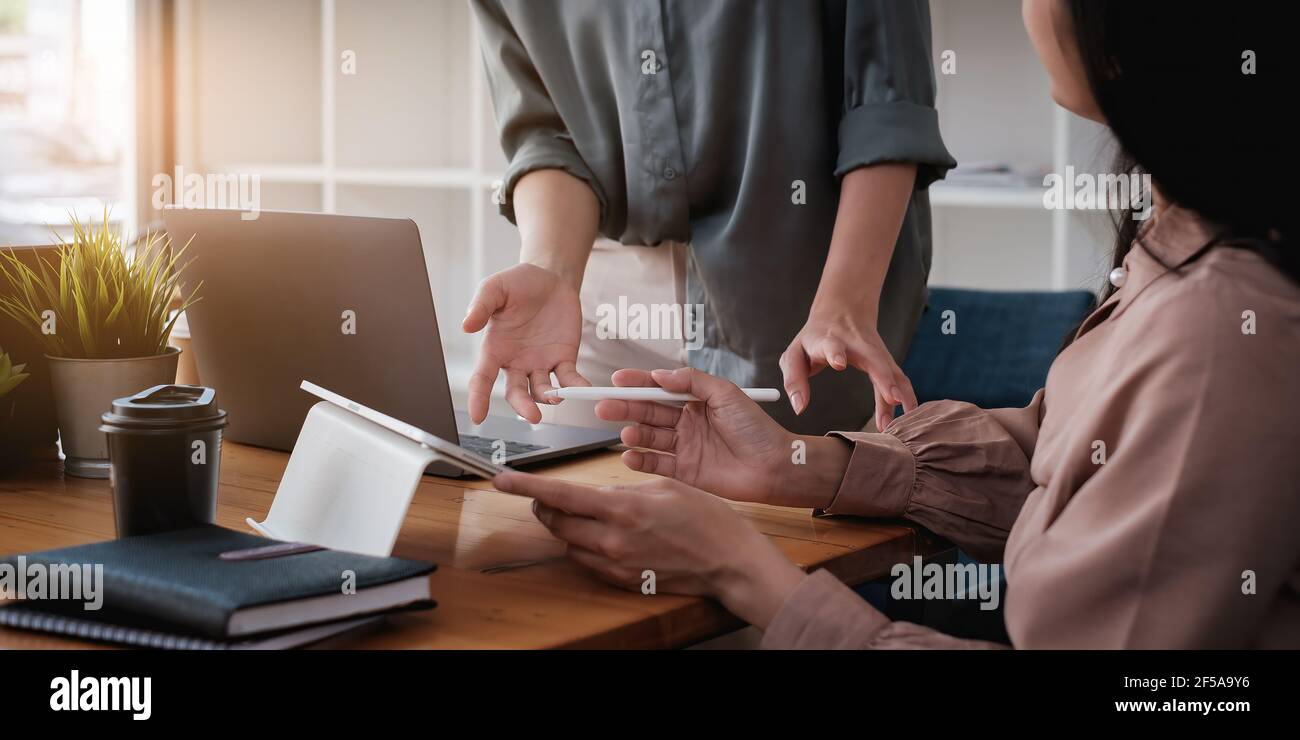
[774,434,853,509]
[513,169,600,290]
[813,163,917,318]
[712,531,809,631]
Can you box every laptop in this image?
[161,208,618,476]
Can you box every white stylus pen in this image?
[543,387,781,403]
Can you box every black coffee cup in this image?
[100,385,228,537]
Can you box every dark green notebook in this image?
[0,525,435,640]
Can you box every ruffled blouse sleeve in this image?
[822,391,1044,563]
[760,395,1044,650]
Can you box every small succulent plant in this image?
[0,345,28,400]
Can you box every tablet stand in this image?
[246,401,437,557]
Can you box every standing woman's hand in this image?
[463,263,589,424]
[779,162,921,431]
[780,308,917,432]
[462,169,600,424]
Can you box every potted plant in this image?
[0,213,200,478]
[0,344,30,470]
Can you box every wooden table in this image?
[0,443,939,649]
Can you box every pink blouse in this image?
[762,205,1300,649]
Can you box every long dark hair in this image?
[1065,0,1294,303]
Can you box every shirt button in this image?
[663,167,677,180]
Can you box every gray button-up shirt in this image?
[472,0,955,433]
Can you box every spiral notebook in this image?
[0,602,383,650]
[0,524,436,648]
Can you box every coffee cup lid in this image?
[101,384,228,431]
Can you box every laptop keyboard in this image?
[459,434,549,461]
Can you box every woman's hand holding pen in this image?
[595,367,850,509]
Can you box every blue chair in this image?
[901,287,1096,409]
[858,287,1096,642]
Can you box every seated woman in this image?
[492,0,1299,648]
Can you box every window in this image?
[0,0,135,245]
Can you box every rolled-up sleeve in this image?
[823,392,1044,563]
[837,0,956,187]
[471,0,608,226]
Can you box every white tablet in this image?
[299,380,507,479]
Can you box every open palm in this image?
[463,263,588,423]
[595,368,793,503]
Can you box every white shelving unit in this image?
[930,181,1049,210]
[930,0,1115,294]
[173,0,509,397]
